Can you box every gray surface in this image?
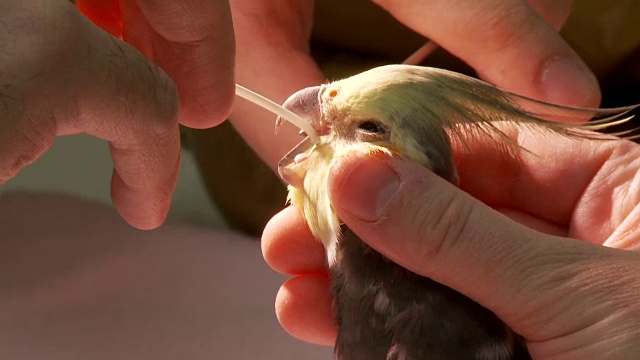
[0,135,331,359]
[2,134,227,228]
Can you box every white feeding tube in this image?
[235,84,320,144]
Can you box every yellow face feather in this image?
[278,64,638,265]
[286,134,392,265]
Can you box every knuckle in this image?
[131,56,180,132]
[86,36,180,137]
[145,69,180,138]
[434,193,476,256]
[150,62,180,116]
[114,57,180,140]
[409,190,476,261]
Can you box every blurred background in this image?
[1,1,639,359]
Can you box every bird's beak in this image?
[277,137,314,188]
[276,85,326,189]
[275,85,328,136]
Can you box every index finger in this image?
[373,0,601,108]
[123,0,235,128]
[75,15,181,229]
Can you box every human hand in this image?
[0,0,234,229]
[372,0,600,108]
[228,0,324,167]
[229,0,600,168]
[262,128,640,358]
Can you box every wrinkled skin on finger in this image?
[263,129,640,357]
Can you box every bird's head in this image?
[276,64,636,264]
[279,65,462,184]
[277,65,462,263]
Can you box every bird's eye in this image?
[354,120,390,142]
[357,121,386,134]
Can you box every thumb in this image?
[327,150,627,341]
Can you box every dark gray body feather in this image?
[331,228,532,360]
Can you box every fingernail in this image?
[539,55,601,108]
[330,153,400,222]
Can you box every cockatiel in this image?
[275,64,637,360]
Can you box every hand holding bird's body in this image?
[275,65,638,359]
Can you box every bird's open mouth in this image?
[277,136,315,188]
[275,85,330,188]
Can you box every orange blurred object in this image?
[76,0,123,38]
